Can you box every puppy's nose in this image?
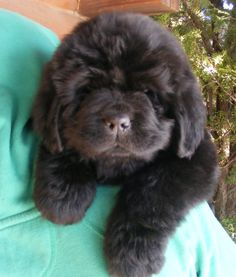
[104,115,131,133]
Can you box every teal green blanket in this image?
[0,9,235,277]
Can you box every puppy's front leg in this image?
[33,145,96,225]
[105,142,218,277]
[104,185,167,277]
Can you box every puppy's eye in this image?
[143,88,158,101]
[143,89,152,94]
[75,87,90,102]
[143,88,163,109]
[143,89,158,100]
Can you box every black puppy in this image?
[32,12,219,277]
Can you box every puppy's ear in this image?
[175,75,206,158]
[32,64,63,153]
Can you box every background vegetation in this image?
[155,0,236,240]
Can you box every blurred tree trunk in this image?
[218,1,236,216]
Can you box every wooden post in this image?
[79,0,180,17]
[0,0,179,38]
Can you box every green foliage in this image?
[221,217,236,242]
[154,1,236,167]
[226,165,236,185]
[154,0,236,219]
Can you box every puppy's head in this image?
[34,12,206,161]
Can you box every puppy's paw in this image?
[34,147,96,225]
[105,217,165,277]
[34,181,96,225]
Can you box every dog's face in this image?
[34,13,206,164]
[63,87,174,161]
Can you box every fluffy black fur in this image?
[32,12,219,277]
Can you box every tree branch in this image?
[182,0,214,56]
